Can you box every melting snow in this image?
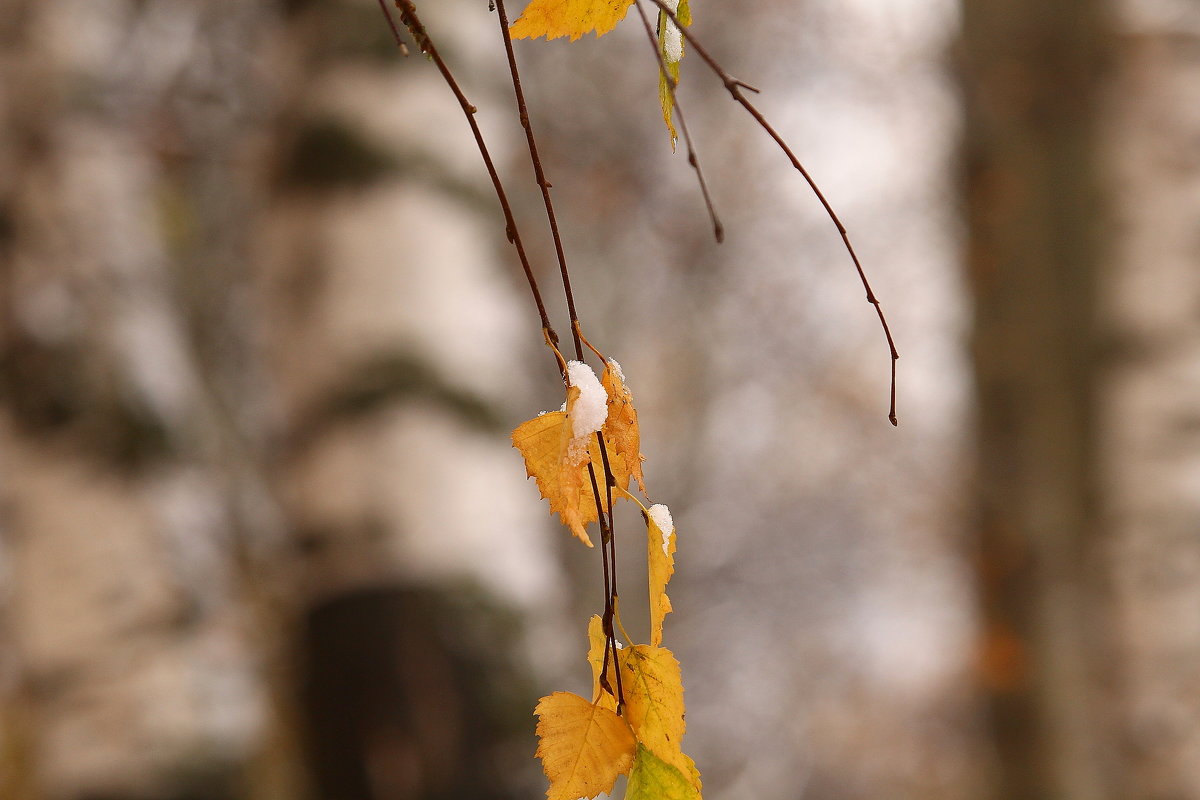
[648,504,674,555]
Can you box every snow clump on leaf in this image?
[661,0,684,62]
[567,360,608,438]
[648,504,674,556]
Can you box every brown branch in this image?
[646,0,900,425]
[383,0,560,351]
[375,0,409,55]
[493,0,628,706]
[632,0,723,243]
[492,0,586,362]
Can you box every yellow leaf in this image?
[586,615,618,711]
[658,61,682,150]
[600,359,645,494]
[535,691,636,800]
[626,744,703,800]
[511,0,635,42]
[646,504,676,647]
[619,645,699,788]
[513,366,618,545]
[655,0,691,147]
[677,0,692,28]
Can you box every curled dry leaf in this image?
[600,359,646,494]
[646,504,676,647]
[656,0,692,148]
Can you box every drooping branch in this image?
[492,0,627,703]
[381,0,560,352]
[646,0,900,425]
[492,0,586,361]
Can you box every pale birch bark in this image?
[1101,3,1200,797]
[0,1,549,798]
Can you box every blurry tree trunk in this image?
[1100,5,1200,797]
[263,4,543,796]
[0,1,539,798]
[960,2,1120,799]
[0,0,301,797]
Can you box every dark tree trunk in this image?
[960,2,1120,798]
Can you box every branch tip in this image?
[643,0,898,426]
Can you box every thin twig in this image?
[494,0,628,703]
[375,0,409,55]
[492,0,585,361]
[385,0,560,351]
[632,0,723,243]
[646,0,899,425]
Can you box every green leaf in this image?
[626,744,702,800]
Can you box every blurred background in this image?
[1,0,1198,798]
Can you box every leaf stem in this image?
[374,0,409,55]
[616,484,650,514]
[575,320,608,364]
[645,0,900,425]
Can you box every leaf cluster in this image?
[380,1,903,796]
[513,354,696,799]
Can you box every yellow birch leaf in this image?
[626,744,703,800]
[512,408,592,546]
[619,645,699,789]
[510,0,635,42]
[535,691,636,800]
[513,363,615,546]
[646,504,676,647]
[600,359,645,494]
[586,615,618,711]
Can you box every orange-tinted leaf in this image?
[512,407,593,545]
[600,359,645,494]
[535,691,636,800]
[513,364,615,546]
[619,645,698,788]
[510,0,635,42]
[646,504,676,647]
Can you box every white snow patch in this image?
[607,358,626,383]
[662,0,684,63]
[648,504,674,556]
[567,361,608,438]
